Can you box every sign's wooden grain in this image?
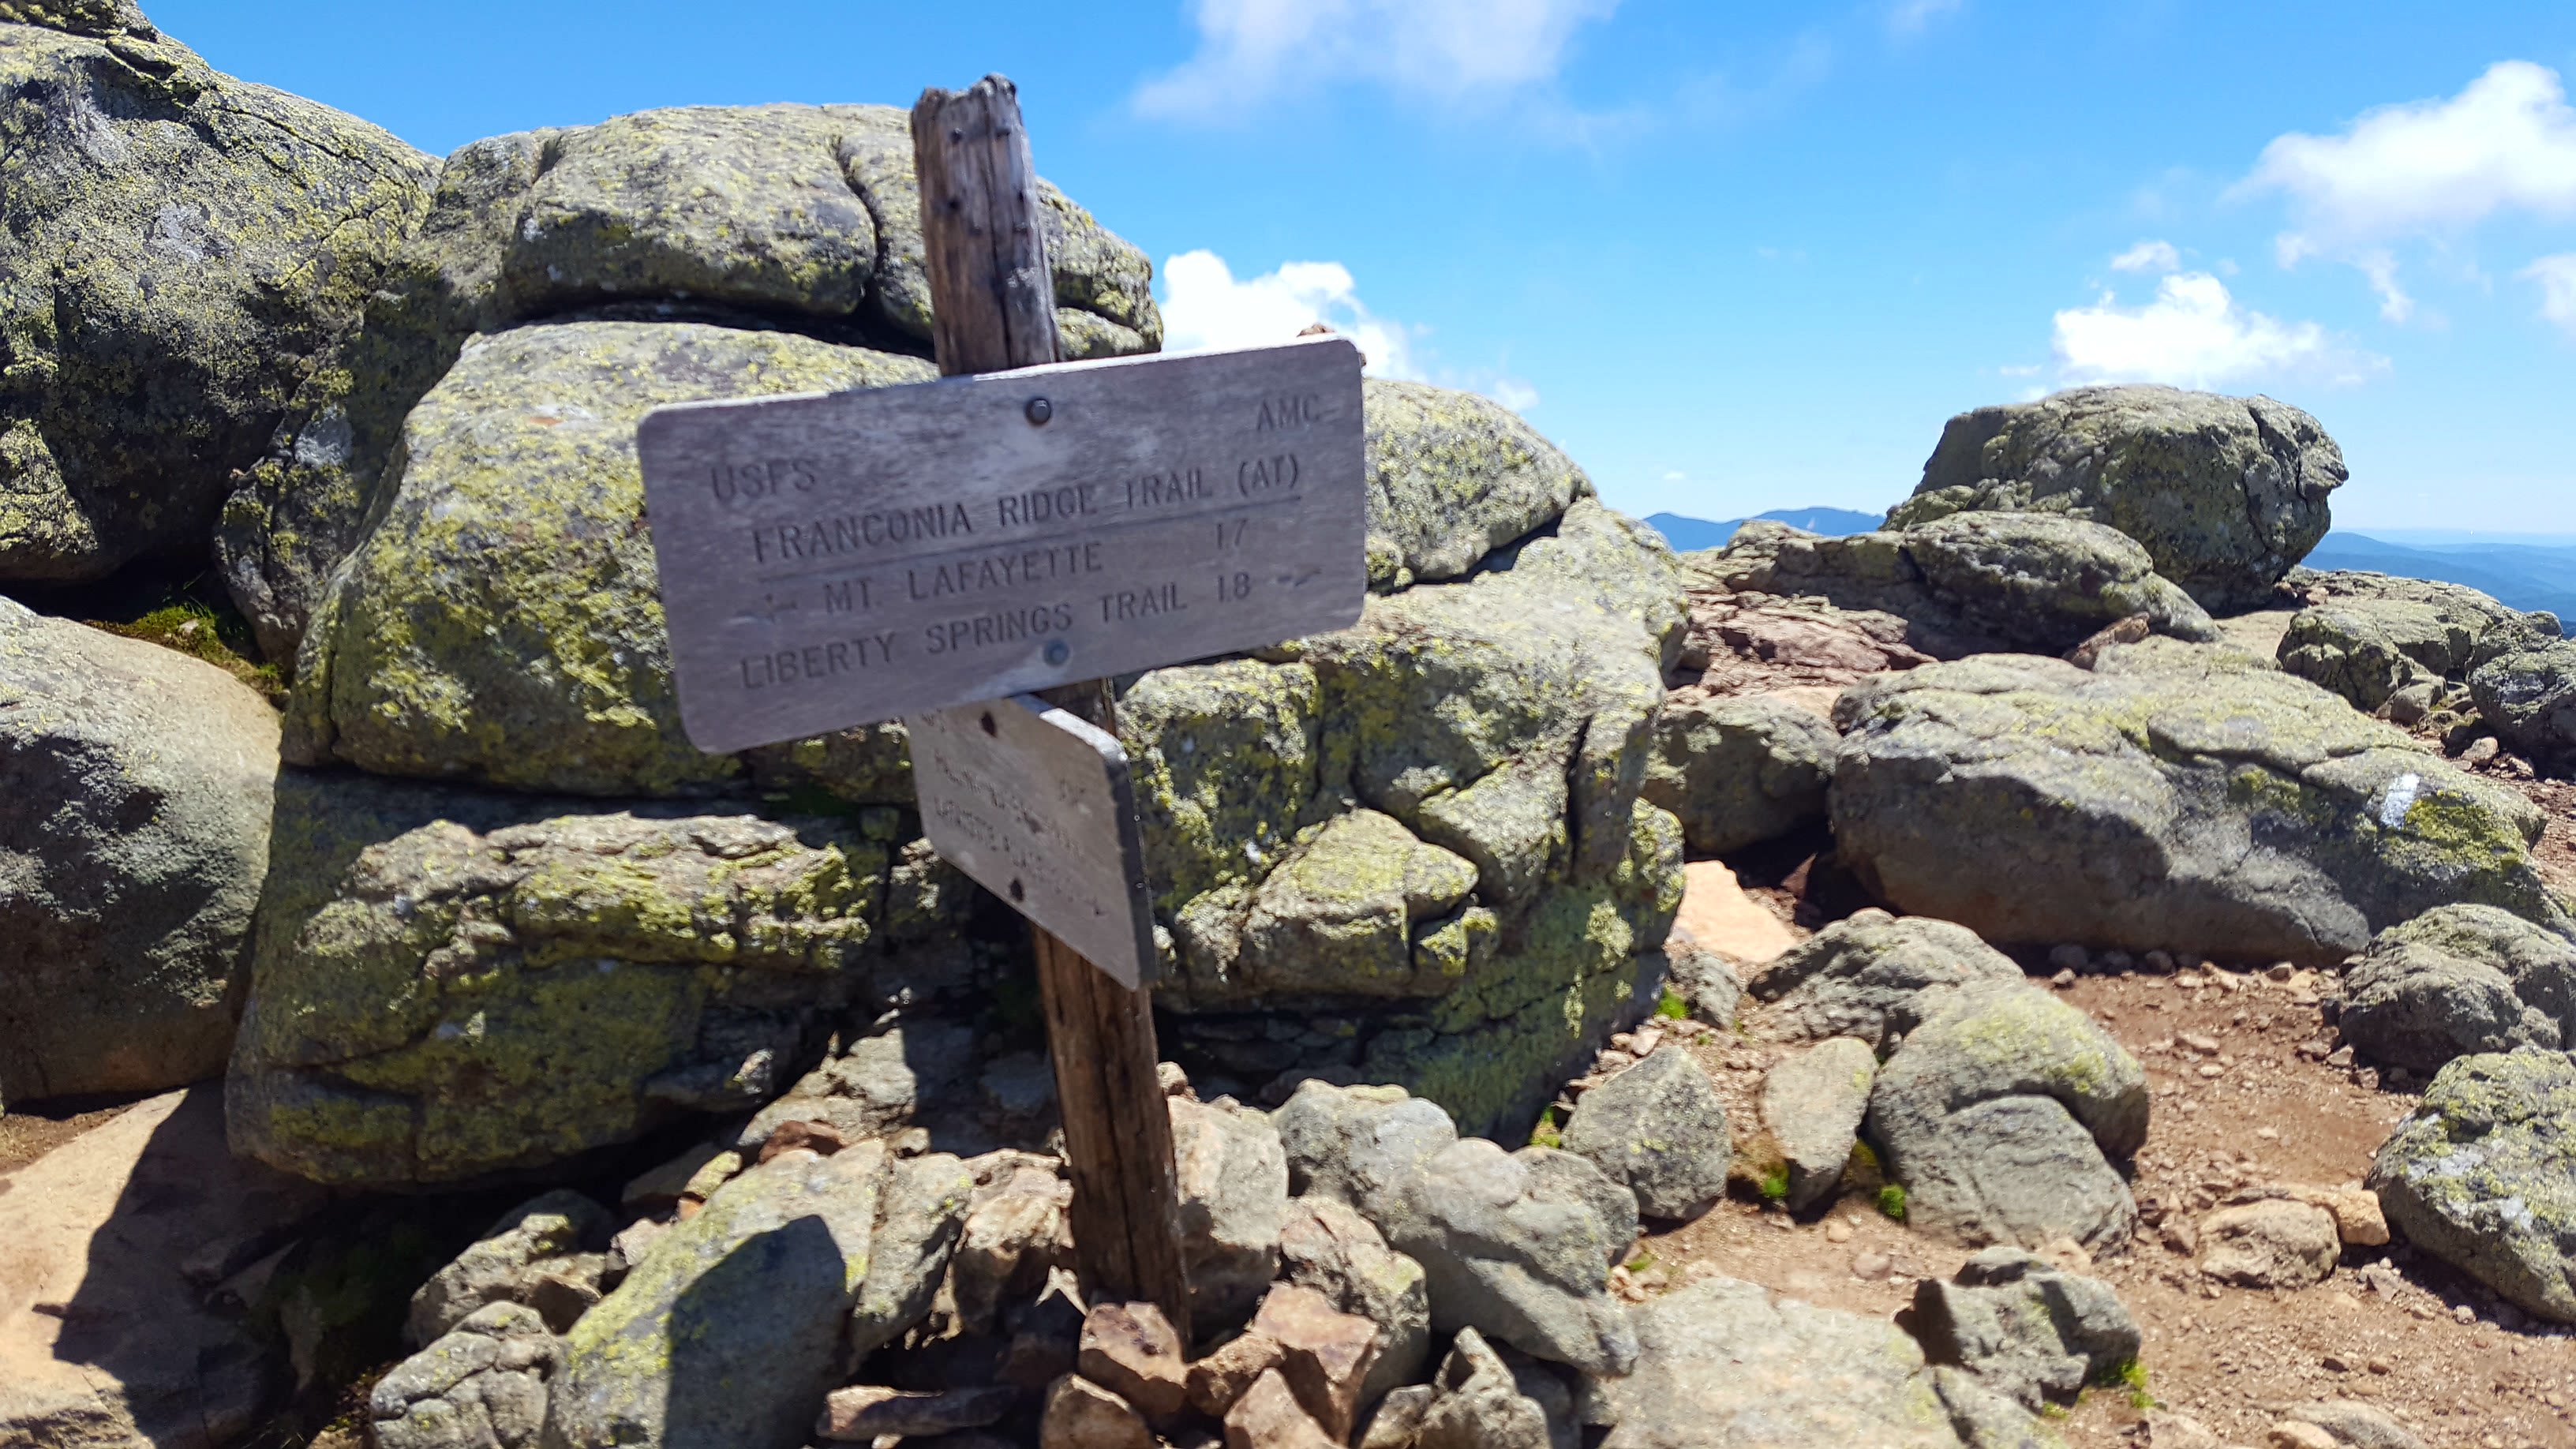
[636,335,1366,754]
[906,693,1157,989]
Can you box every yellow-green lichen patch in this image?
[1879,980,2149,1158]
[1226,809,1480,1000]
[2369,1050,2576,1324]
[1121,657,1324,919]
[228,770,897,1185]
[1361,378,1590,591]
[288,321,934,796]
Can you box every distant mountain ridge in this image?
[1642,511,2576,637]
[2305,534,2576,633]
[1644,507,1884,552]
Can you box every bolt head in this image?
[1024,396,1053,425]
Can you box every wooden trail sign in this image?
[633,73,1370,1339]
[637,337,1366,754]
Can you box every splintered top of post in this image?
[911,75,1060,377]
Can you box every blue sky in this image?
[159,1,2576,531]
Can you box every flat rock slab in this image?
[1585,1275,1992,1448]
[0,1087,328,1449]
[1672,861,1796,967]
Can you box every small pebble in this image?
[1825,1220,1854,1245]
[2051,968,2076,990]
[1851,1251,1893,1282]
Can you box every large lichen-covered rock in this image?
[220,103,1160,661]
[2470,640,2576,773]
[1692,512,2215,660]
[1642,691,1838,856]
[1830,651,2568,964]
[1866,980,2148,1250]
[282,320,933,796]
[1887,386,2346,610]
[2368,1050,2576,1324]
[1139,498,1687,1135]
[2339,905,2576,1073]
[238,301,1674,1154]
[1,597,279,1103]
[2278,571,2557,714]
[0,17,434,585]
[224,769,946,1185]
[548,1142,889,1449]
[1362,380,1593,591]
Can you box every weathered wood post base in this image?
[910,74,1193,1339]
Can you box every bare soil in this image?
[0,1097,137,1178]
[1609,918,2576,1449]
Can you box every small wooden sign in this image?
[637,336,1367,754]
[906,694,1158,988]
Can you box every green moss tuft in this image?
[1758,1164,1791,1203]
[2109,1357,2155,1409]
[1655,988,1688,1021]
[1529,1106,1563,1151]
[1878,1183,1908,1221]
[85,592,286,704]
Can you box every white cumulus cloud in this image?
[2050,271,2387,390]
[2240,62,2576,325]
[2109,239,2181,274]
[1159,250,1416,377]
[2525,254,2576,339]
[2245,61,2576,243]
[1136,0,1618,118]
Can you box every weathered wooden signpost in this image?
[636,76,1366,1338]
